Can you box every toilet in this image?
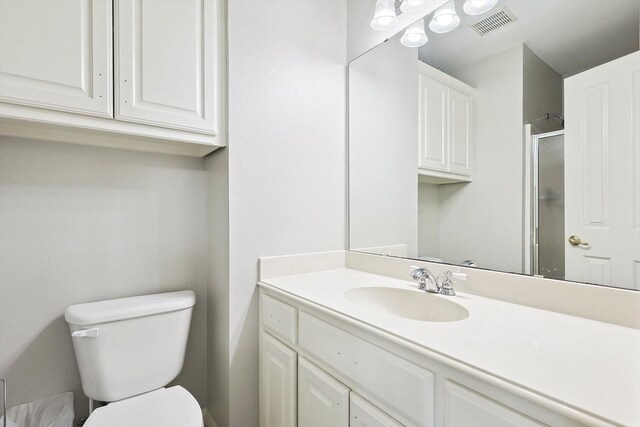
[64,290,202,427]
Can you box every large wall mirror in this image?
[349,0,640,290]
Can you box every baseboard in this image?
[203,408,218,427]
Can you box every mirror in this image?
[348,0,640,290]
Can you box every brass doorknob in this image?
[568,235,589,246]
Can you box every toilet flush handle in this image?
[72,328,99,338]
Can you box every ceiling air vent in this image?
[469,6,517,36]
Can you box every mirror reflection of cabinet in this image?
[418,62,474,184]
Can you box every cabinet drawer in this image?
[262,294,297,345]
[443,381,545,427]
[298,312,434,427]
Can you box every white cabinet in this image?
[259,291,587,427]
[418,61,474,184]
[260,332,296,427]
[351,393,404,427]
[0,0,112,117]
[447,88,472,177]
[115,0,217,134]
[418,75,448,173]
[0,0,223,157]
[298,357,349,427]
[443,381,544,427]
[298,311,434,427]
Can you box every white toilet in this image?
[64,290,203,427]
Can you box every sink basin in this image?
[344,287,469,322]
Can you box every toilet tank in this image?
[65,290,196,402]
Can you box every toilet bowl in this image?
[65,290,201,427]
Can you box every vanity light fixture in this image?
[400,0,430,14]
[371,0,399,31]
[462,0,498,16]
[401,19,428,47]
[429,0,461,34]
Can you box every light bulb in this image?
[371,0,399,31]
[462,0,498,15]
[429,0,460,34]
[401,19,428,47]
[400,0,430,14]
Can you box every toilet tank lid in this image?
[65,290,196,326]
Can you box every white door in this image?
[260,332,296,427]
[448,88,473,177]
[115,0,218,134]
[298,357,349,427]
[418,74,448,172]
[564,51,640,289]
[443,381,544,427]
[350,393,403,427]
[0,0,112,117]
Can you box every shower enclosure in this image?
[532,130,565,280]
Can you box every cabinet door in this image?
[447,88,472,177]
[298,358,349,427]
[418,74,448,172]
[443,381,544,427]
[350,393,403,427]
[0,0,112,117]
[115,0,218,134]
[260,332,296,427]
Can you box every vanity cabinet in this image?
[260,288,594,427]
[298,357,350,427]
[442,381,544,427]
[260,332,297,427]
[351,392,404,427]
[418,61,474,184]
[0,0,223,157]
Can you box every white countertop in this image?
[260,268,640,427]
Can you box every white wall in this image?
[523,46,563,133]
[349,36,418,255]
[418,182,440,258]
[439,46,525,273]
[220,1,348,426]
[0,137,208,422]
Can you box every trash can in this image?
[0,391,74,427]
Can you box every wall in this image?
[418,182,440,258]
[219,1,348,426]
[439,46,525,273]
[523,46,564,133]
[349,35,418,255]
[0,137,208,421]
[206,0,230,425]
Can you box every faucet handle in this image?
[438,271,456,296]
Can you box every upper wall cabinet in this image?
[0,0,224,157]
[115,0,217,134]
[0,0,113,117]
[418,61,474,184]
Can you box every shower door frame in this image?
[531,129,565,278]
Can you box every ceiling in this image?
[418,0,639,77]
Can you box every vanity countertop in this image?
[259,267,640,427]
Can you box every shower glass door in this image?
[533,131,565,280]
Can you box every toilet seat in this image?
[84,386,203,427]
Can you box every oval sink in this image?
[344,287,469,322]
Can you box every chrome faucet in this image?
[410,266,459,296]
[410,266,439,293]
